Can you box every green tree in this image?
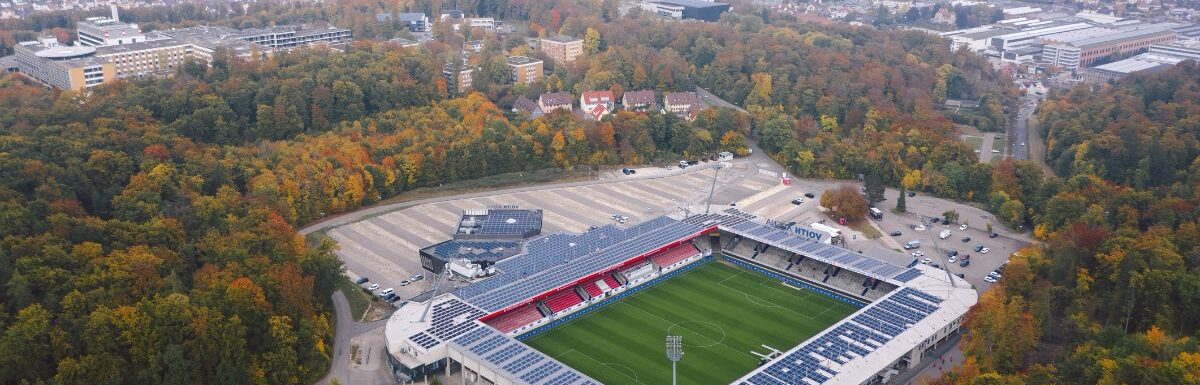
[583,27,601,54]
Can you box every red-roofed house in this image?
[580,90,614,120]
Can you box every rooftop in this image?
[506,56,542,66]
[94,37,190,55]
[1068,23,1181,49]
[541,35,581,43]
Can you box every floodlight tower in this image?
[666,335,684,385]
[920,214,958,288]
[704,163,724,213]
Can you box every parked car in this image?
[399,280,411,286]
[367,283,380,292]
[961,236,971,242]
[959,224,968,231]
[914,224,927,231]
[984,276,997,283]
[791,198,804,205]
[948,250,959,257]
[410,274,424,282]
[955,273,966,278]
[921,258,932,264]
[948,255,957,263]
[980,247,991,254]
[962,254,971,261]
[929,217,940,224]
[355,276,369,285]
[974,245,985,252]
[804,192,816,198]
[907,191,916,197]
[912,251,925,258]
[959,259,970,267]
[889,231,902,237]
[378,288,395,297]
[988,232,999,238]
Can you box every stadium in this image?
[383,207,977,385]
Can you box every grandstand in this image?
[381,210,976,384]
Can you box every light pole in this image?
[704,163,723,213]
[666,335,683,385]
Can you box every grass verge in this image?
[336,276,374,321]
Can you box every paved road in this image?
[978,133,996,163]
[318,291,390,385]
[1011,93,1043,160]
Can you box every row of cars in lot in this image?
[355,274,425,304]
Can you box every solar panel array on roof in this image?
[716,216,911,281]
[454,216,704,312]
[404,297,488,351]
[450,323,597,385]
[742,288,943,384]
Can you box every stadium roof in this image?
[454,208,543,239]
[387,212,976,385]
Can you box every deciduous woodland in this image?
[1,0,1197,383]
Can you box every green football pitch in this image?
[523,261,859,384]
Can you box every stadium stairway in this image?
[536,302,551,317]
[613,271,629,286]
[575,286,591,301]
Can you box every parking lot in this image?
[326,160,762,300]
[325,148,1029,301]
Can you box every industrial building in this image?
[1080,44,1200,83]
[638,0,730,22]
[1042,23,1178,71]
[12,37,115,91]
[539,35,583,65]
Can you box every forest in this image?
[936,63,1200,385]
[6,0,1193,383]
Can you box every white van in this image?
[904,240,921,249]
[378,288,395,298]
[939,229,952,239]
[869,207,883,220]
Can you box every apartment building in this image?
[539,35,583,64]
[443,64,476,96]
[506,56,543,85]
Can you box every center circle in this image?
[666,320,726,348]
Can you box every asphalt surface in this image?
[318,291,390,385]
[1012,92,1044,160]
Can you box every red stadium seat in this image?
[543,290,583,313]
[485,304,545,333]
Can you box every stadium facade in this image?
[383,209,977,384]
